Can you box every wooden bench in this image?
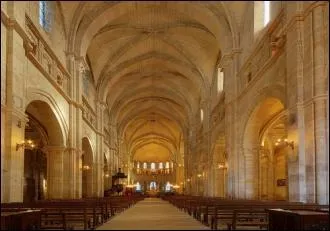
[161,195,329,231]
[1,196,137,230]
[268,208,329,231]
[233,209,268,230]
[1,209,42,230]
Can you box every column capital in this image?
[218,52,235,68]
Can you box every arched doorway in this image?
[23,114,47,202]
[212,133,227,198]
[82,137,93,198]
[243,97,289,200]
[104,154,110,191]
[24,100,64,201]
[260,115,289,200]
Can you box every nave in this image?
[97,198,209,230]
[1,1,329,230]
[2,194,328,230]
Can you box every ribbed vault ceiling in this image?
[63,1,239,163]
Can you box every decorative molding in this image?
[25,16,71,98]
[285,2,327,34]
[235,9,286,98]
[82,96,97,128]
[1,12,83,109]
[210,96,225,127]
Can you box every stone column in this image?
[285,2,305,203]
[2,3,29,202]
[93,101,105,197]
[45,146,66,199]
[287,145,299,202]
[62,147,81,199]
[2,110,28,202]
[244,148,259,199]
[221,51,238,199]
[312,4,328,205]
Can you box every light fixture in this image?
[82,165,90,170]
[187,178,191,182]
[197,174,202,178]
[172,184,180,189]
[104,173,109,178]
[275,138,294,150]
[218,163,225,169]
[16,139,36,151]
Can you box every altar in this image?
[146,189,159,197]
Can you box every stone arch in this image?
[25,88,68,146]
[239,85,286,145]
[242,95,285,199]
[24,98,67,201]
[81,137,94,198]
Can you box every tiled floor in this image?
[96,198,210,230]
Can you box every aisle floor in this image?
[96,198,210,230]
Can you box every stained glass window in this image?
[39,1,52,32]
[136,182,141,191]
[165,182,171,192]
[217,68,224,93]
[264,1,270,26]
[151,162,155,170]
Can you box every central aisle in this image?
[96,198,210,230]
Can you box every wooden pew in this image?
[1,209,42,231]
[268,208,329,231]
[232,209,268,230]
[2,199,108,230]
[161,195,329,231]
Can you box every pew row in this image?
[1,195,145,230]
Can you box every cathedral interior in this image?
[1,1,329,230]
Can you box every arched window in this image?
[39,1,53,32]
[217,68,224,93]
[137,162,140,169]
[143,162,147,169]
[264,1,270,26]
[151,162,155,170]
[165,182,171,192]
[165,161,170,169]
[254,1,271,35]
[200,109,204,121]
[136,182,141,191]
[159,162,163,169]
[150,181,157,190]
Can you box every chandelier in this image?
[16,139,36,151]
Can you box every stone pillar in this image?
[312,4,328,205]
[45,146,66,199]
[287,145,299,202]
[2,3,29,202]
[208,163,216,197]
[2,110,28,202]
[62,147,81,198]
[221,51,238,199]
[93,101,106,197]
[244,148,258,199]
[285,2,306,203]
